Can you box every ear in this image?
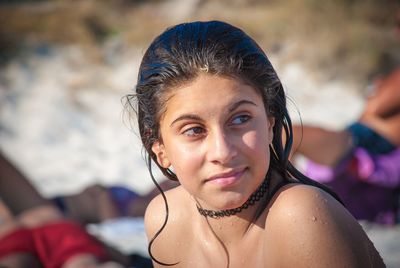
[267,117,275,144]
[151,141,171,168]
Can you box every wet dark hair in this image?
[124,20,341,265]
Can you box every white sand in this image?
[0,45,164,197]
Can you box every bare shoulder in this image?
[264,184,384,268]
[144,185,188,237]
[144,186,190,264]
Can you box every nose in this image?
[207,128,237,165]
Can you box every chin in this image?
[216,193,249,210]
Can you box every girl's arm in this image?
[362,68,400,119]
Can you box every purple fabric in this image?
[355,148,400,188]
[304,148,400,225]
[109,186,139,216]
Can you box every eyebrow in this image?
[228,100,258,112]
[170,99,258,127]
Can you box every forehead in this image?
[161,74,263,119]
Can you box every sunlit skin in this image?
[152,74,274,211]
[145,74,384,267]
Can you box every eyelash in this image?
[182,126,206,137]
[230,114,251,126]
[181,114,251,138]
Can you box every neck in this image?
[200,193,270,246]
[196,177,270,218]
[197,174,274,244]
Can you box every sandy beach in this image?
[0,44,399,266]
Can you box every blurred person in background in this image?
[291,67,400,225]
[0,150,166,268]
[50,178,177,224]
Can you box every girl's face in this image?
[152,74,274,211]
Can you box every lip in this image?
[206,168,246,187]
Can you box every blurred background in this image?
[0,0,399,266]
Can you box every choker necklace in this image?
[196,172,271,218]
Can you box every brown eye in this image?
[183,126,205,137]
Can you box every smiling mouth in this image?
[206,168,246,187]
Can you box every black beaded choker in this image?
[196,172,271,218]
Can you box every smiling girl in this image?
[125,21,384,267]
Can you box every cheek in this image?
[167,146,204,195]
[242,128,270,152]
[165,141,203,177]
[242,130,271,175]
